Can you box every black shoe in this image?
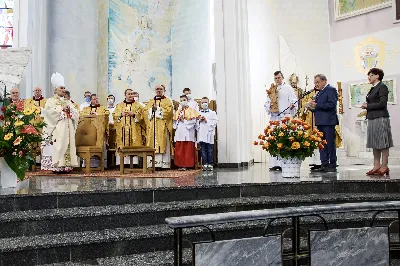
[324,168,337,173]
[310,165,321,171]
[269,166,282,171]
[312,166,327,172]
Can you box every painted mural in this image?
[348,78,397,108]
[108,0,176,101]
[335,0,391,20]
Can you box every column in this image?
[14,0,50,98]
[214,0,253,166]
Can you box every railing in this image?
[165,201,400,266]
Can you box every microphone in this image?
[301,90,313,97]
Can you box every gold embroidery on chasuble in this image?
[113,101,145,151]
[144,98,173,154]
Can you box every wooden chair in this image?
[75,114,108,173]
[118,146,156,174]
[107,124,117,168]
[30,143,41,172]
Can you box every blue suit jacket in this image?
[314,84,339,126]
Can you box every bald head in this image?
[10,87,20,101]
[33,86,42,99]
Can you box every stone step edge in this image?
[0,211,397,253]
[2,193,400,223]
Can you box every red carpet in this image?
[25,169,201,179]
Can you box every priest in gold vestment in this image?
[41,73,79,173]
[144,85,174,169]
[81,94,110,168]
[113,89,145,166]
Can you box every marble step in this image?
[2,180,400,213]
[1,212,399,265]
[2,193,400,238]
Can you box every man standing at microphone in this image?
[308,74,339,173]
[264,71,298,171]
[144,85,174,169]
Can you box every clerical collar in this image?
[124,99,134,104]
[154,95,166,100]
[90,104,100,108]
[201,109,209,113]
[34,96,44,101]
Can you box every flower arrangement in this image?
[254,117,327,160]
[0,101,46,181]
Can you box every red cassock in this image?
[174,141,196,168]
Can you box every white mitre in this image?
[51,72,65,88]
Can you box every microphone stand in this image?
[152,102,156,151]
[277,90,313,117]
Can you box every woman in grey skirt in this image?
[361,68,393,176]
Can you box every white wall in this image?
[248,0,331,162]
[49,0,98,103]
[330,27,400,150]
[171,0,214,101]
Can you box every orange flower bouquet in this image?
[254,117,325,160]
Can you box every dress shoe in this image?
[312,167,327,172]
[310,165,321,172]
[269,166,282,171]
[324,168,337,173]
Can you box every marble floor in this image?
[1,157,398,195]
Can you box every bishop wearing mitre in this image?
[113,89,145,166]
[144,85,174,169]
[41,73,80,173]
[80,94,110,168]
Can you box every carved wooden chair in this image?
[75,114,107,173]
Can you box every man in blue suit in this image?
[309,74,339,172]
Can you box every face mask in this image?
[201,103,208,109]
[85,96,91,103]
[133,97,139,102]
[107,99,114,104]
[181,101,188,107]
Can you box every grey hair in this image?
[314,74,327,81]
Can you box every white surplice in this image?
[41,95,80,171]
[79,101,90,111]
[264,82,298,168]
[173,115,197,143]
[196,109,218,144]
[146,107,171,169]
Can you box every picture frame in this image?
[348,78,397,109]
[335,0,392,21]
[394,0,400,23]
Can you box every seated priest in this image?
[144,85,174,169]
[113,89,145,166]
[10,87,23,104]
[41,72,79,173]
[80,94,110,168]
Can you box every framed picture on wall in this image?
[394,0,400,23]
[348,78,397,108]
[335,0,392,21]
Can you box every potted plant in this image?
[0,101,46,187]
[254,117,326,178]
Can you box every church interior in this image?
[0,0,400,265]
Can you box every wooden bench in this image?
[119,146,156,174]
